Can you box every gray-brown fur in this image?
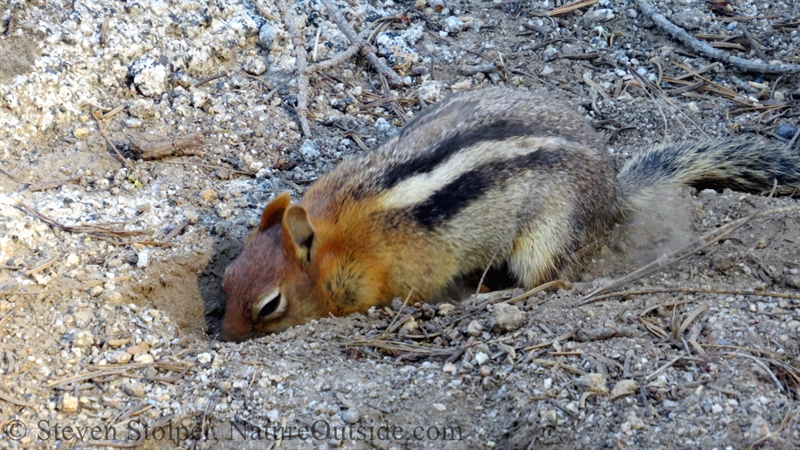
[618,138,800,210]
[306,88,799,291]
[304,88,621,291]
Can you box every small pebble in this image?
[492,303,526,332]
[341,409,360,424]
[133,354,154,364]
[444,16,464,34]
[123,380,147,397]
[610,379,638,400]
[776,124,798,139]
[400,317,419,333]
[136,250,150,269]
[467,320,483,336]
[108,351,132,364]
[583,8,614,23]
[125,344,149,355]
[432,403,447,412]
[197,353,213,364]
[201,189,218,203]
[61,393,79,413]
[438,304,456,316]
[107,338,130,348]
[73,331,94,348]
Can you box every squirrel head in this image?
[220,192,335,342]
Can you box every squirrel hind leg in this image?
[507,222,576,289]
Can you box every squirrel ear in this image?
[282,205,316,263]
[259,192,292,231]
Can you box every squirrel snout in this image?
[219,318,250,342]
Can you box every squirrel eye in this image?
[252,289,285,321]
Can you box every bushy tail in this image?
[617,137,800,210]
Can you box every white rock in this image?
[136,250,150,268]
[584,8,615,22]
[107,351,132,364]
[300,139,320,161]
[467,320,483,336]
[444,16,464,34]
[243,57,267,75]
[61,393,79,413]
[133,354,154,364]
[341,409,360,424]
[191,90,210,109]
[438,303,455,316]
[492,303,526,332]
[259,23,276,51]
[123,380,146,397]
[73,331,94,348]
[130,56,168,97]
[66,253,80,266]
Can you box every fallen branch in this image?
[130,133,205,160]
[319,0,405,87]
[634,0,800,74]
[192,72,228,88]
[548,0,598,17]
[584,287,800,305]
[27,174,84,192]
[307,42,364,74]
[574,325,635,342]
[0,390,34,408]
[93,110,136,171]
[458,62,503,76]
[0,165,28,186]
[17,203,153,243]
[276,0,311,137]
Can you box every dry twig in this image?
[747,408,800,448]
[634,0,800,74]
[0,165,27,185]
[548,0,598,17]
[319,0,404,87]
[17,203,152,239]
[130,133,205,160]
[93,109,136,171]
[192,71,228,88]
[584,287,800,304]
[276,0,311,137]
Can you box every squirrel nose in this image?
[218,328,246,342]
[218,319,249,342]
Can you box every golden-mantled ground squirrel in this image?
[219,87,800,342]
